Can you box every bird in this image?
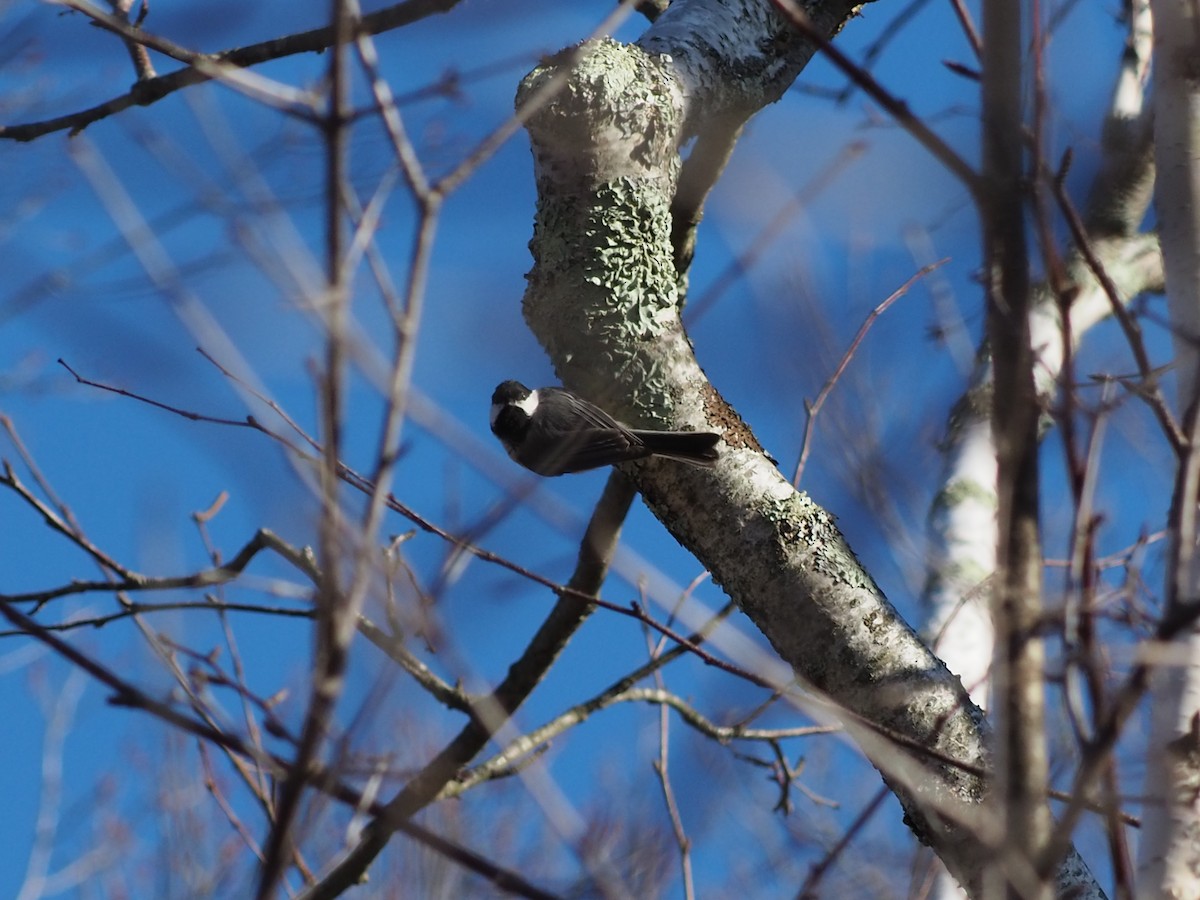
[490,380,720,476]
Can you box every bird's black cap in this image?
[492,380,531,405]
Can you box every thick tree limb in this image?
[508,2,1105,895]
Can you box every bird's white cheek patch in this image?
[516,391,539,416]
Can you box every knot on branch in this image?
[516,37,683,185]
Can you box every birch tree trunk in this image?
[1138,0,1200,893]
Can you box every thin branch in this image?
[1,0,464,141]
[103,0,157,80]
[792,260,946,486]
[0,593,560,900]
[0,525,318,607]
[1052,171,1184,453]
[796,786,890,899]
[58,358,249,427]
[16,668,89,900]
[300,471,637,898]
[652,694,695,900]
[355,614,472,712]
[58,0,321,119]
[946,0,983,58]
[684,141,868,325]
[0,600,313,636]
[447,606,834,801]
[200,742,267,865]
[771,0,982,200]
[0,461,134,582]
[193,500,280,821]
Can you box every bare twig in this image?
[792,261,946,485]
[0,600,312,635]
[0,593,560,899]
[104,0,157,80]
[2,0,463,141]
[946,0,983,58]
[653,697,695,900]
[771,0,982,199]
[58,0,320,118]
[299,471,637,898]
[1051,176,1184,453]
[16,668,90,900]
[0,525,317,606]
[0,462,134,583]
[796,786,890,899]
[684,142,868,326]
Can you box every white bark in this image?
[1139,0,1200,894]
[926,235,1162,716]
[926,0,1160,724]
[927,404,997,711]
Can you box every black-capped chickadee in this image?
[490,380,720,476]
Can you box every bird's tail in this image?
[634,430,721,467]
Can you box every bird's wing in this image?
[538,387,628,432]
[529,388,650,473]
[551,428,646,473]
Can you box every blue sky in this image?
[0,1,1170,896]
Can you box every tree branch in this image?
[1,0,462,141]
